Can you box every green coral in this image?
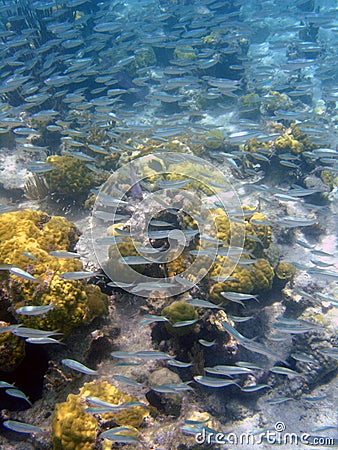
[173,46,196,60]
[203,129,225,150]
[0,209,108,334]
[275,261,296,280]
[263,90,292,115]
[162,300,198,335]
[44,155,97,198]
[0,321,25,372]
[239,93,261,117]
[52,380,148,450]
[127,46,156,77]
[320,170,338,189]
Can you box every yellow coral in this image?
[0,209,108,334]
[52,380,148,450]
[209,257,274,302]
[274,132,303,155]
[205,206,274,302]
[274,124,317,156]
[0,321,25,372]
[212,207,271,256]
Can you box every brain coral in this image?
[0,209,108,334]
[52,380,148,450]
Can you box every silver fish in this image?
[61,359,98,375]
[172,319,199,328]
[186,298,221,309]
[0,381,16,388]
[26,337,64,345]
[15,304,55,316]
[59,271,101,280]
[270,366,301,377]
[167,359,192,368]
[49,251,80,258]
[3,420,42,434]
[194,376,239,388]
[222,322,283,361]
[9,267,39,282]
[205,365,253,375]
[241,384,271,392]
[5,388,32,405]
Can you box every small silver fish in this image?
[167,359,192,368]
[15,304,55,316]
[9,267,39,282]
[139,314,169,325]
[241,384,271,392]
[290,353,314,363]
[266,396,294,404]
[21,251,38,261]
[270,366,301,377]
[186,298,221,309]
[194,376,239,388]
[26,337,64,345]
[205,365,253,375]
[172,319,199,328]
[0,381,16,388]
[59,271,101,280]
[198,339,216,347]
[49,251,80,258]
[99,431,144,446]
[112,375,143,387]
[61,359,98,375]
[5,388,32,405]
[134,350,174,360]
[3,420,42,434]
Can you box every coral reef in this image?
[44,155,97,199]
[212,207,271,255]
[275,261,296,280]
[210,257,274,302]
[207,207,274,302]
[52,380,149,450]
[162,300,198,335]
[274,124,317,156]
[262,90,293,115]
[0,321,25,372]
[0,209,108,334]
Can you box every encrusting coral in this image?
[0,320,25,372]
[52,380,148,450]
[0,209,108,335]
[162,300,198,335]
[44,155,97,198]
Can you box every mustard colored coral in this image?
[207,206,274,303]
[274,124,317,156]
[162,300,198,335]
[0,209,108,334]
[44,155,97,198]
[0,321,25,372]
[212,207,271,256]
[52,380,149,450]
[209,257,274,303]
